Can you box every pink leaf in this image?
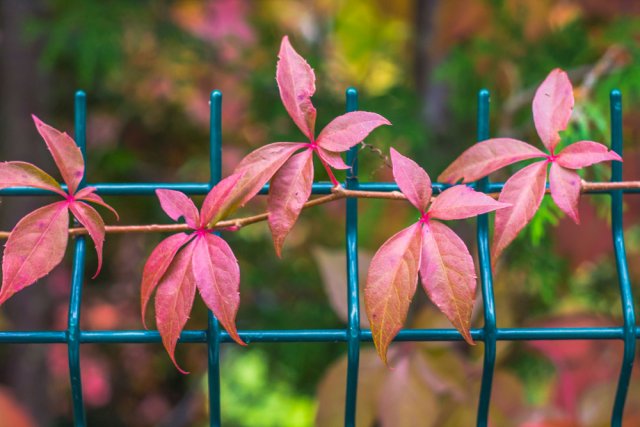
[74,187,119,220]
[549,163,581,224]
[232,142,306,210]
[200,172,244,227]
[267,150,314,257]
[191,233,245,346]
[0,202,69,305]
[0,161,66,196]
[438,138,546,184]
[316,147,350,170]
[420,221,476,344]
[390,148,432,213]
[32,115,85,195]
[365,223,422,364]
[316,111,391,152]
[493,161,548,259]
[556,141,622,169]
[155,189,199,229]
[140,233,194,328]
[276,35,317,140]
[427,185,510,220]
[532,69,574,153]
[69,201,105,278]
[154,239,198,374]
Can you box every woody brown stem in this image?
[0,181,638,239]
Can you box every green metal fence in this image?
[0,88,636,427]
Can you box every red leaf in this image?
[155,189,199,229]
[549,163,581,224]
[390,148,432,213]
[32,115,85,195]
[0,202,69,305]
[427,185,509,220]
[493,161,548,259]
[317,147,350,170]
[140,233,193,328]
[69,201,105,278]
[154,239,198,374]
[365,223,422,364]
[316,111,390,152]
[267,150,314,256]
[438,138,546,184]
[556,140,622,169]
[191,233,245,346]
[74,187,119,220]
[276,35,317,140]
[232,142,306,210]
[0,161,66,196]
[200,172,244,227]
[420,221,475,344]
[532,69,574,153]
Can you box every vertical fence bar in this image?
[610,89,636,427]
[207,90,223,427]
[475,89,497,427]
[344,88,360,427]
[68,91,88,426]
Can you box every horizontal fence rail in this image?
[0,88,637,427]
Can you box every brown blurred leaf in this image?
[379,351,438,427]
[316,349,387,427]
[312,246,372,328]
[0,387,36,427]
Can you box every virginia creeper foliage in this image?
[439,69,621,259]
[0,116,117,305]
[365,149,509,363]
[142,175,247,372]
[232,36,390,256]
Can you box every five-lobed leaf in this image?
[0,202,69,305]
[365,223,422,364]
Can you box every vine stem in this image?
[0,180,638,239]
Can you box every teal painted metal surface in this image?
[609,90,637,426]
[476,89,496,427]
[0,88,637,426]
[344,88,360,427]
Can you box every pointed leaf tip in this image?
[268,150,314,257]
[277,36,317,140]
[192,234,245,346]
[0,202,69,304]
[428,185,509,220]
[317,111,390,152]
[365,224,422,364]
[390,148,432,213]
[532,68,574,153]
[31,115,85,195]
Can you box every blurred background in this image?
[2,0,640,426]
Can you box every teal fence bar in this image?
[0,88,636,426]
